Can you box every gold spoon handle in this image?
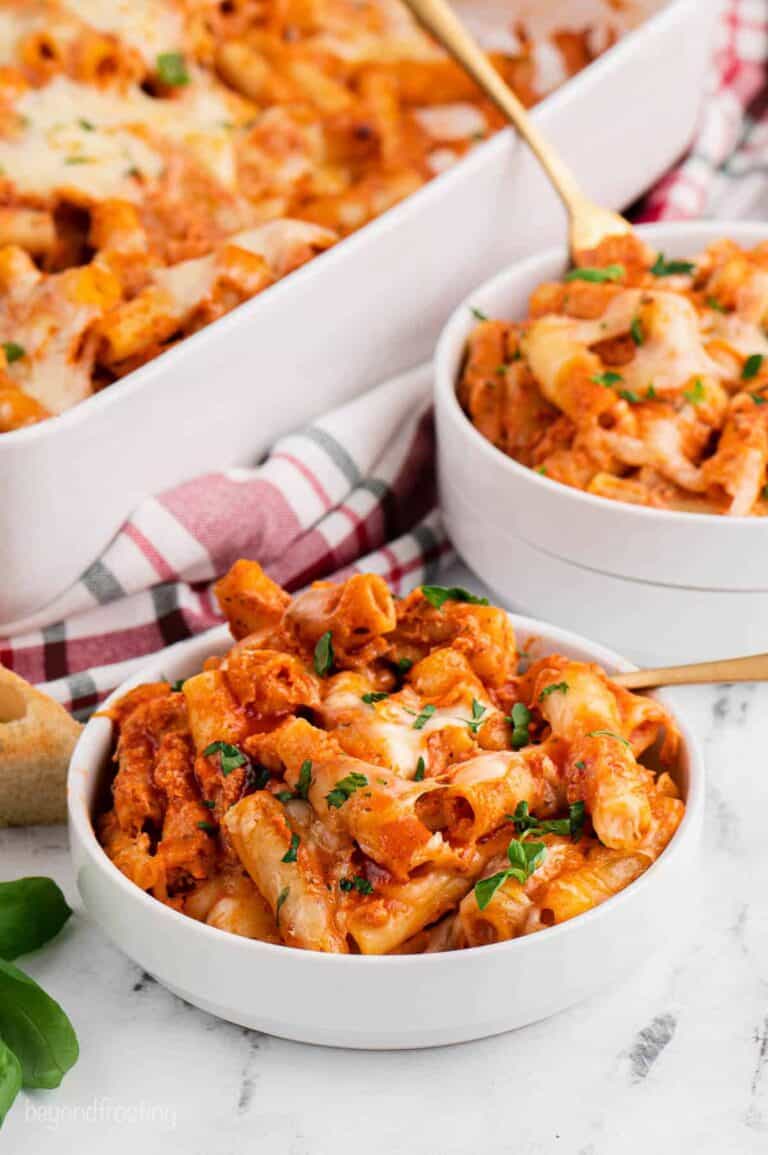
[404,0,581,211]
[612,653,768,690]
[402,0,631,253]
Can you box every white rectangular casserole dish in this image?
[0,0,719,626]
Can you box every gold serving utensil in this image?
[402,0,632,256]
[612,654,768,690]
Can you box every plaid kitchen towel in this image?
[2,0,767,717]
[0,366,451,717]
[636,0,768,222]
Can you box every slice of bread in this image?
[0,666,81,826]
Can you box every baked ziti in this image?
[0,0,613,433]
[97,560,684,954]
[460,235,768,515]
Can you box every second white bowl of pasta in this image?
[68,562,703,1049]
[435,221,768,663]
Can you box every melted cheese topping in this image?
[413,103,487,142]
[62,0,185,63]
[0,75,242,201]
[320,680,498,778]
[0,280,100,413]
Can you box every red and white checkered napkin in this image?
[636,0,768,222]
[0,366,451,717]
[2,0,766,717]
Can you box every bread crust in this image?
[0,666,81,825]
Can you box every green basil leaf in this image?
[565,264,625,283]
[413,756,426,782]
[0,878,71,961]
[742,353,764,381]
[411,703,436,731]
[202,741,248,776]
[296,760,312,800]
[313,631,334,676]
[507,840,528,870]
[2,342,25,364]
[156,52,189,86]
[420,585,489,609]
[587,729,630,747]
[650,254,695,277]
[569,801,586,842]
[0,959,78,1089]
[0,1038,21,1125]
[281,833,300,864]
[326,772,368,809]
[539,681,568,700]
[474,871,510,911]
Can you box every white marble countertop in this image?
[2,563,767,1154]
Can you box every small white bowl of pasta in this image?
[68,565,704,1049]
[435,221,768,664]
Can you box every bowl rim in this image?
[68,613,705,969]
[435,218,768,529]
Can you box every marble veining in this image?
[2,564,768,1154]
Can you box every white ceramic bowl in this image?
[68,618,704,1050]
[435,221,768,665]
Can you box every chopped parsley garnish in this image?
[742,353,764,381]
[313,630,334,676]
[3,341,25,364]
[156,51,189,86]
[78,118,94,131]
[296,760,313,800]
[413,756,426,782]
[244,764,270,792]
[281,833,300,864]
[535,466,547,476]
[630,316,645,346]
[339,876,374,895]
[650,254,695,277]
[706,295,726,313]
[326,772,368,808]
[587,729,630,747]
[591,371,624,387]
[275,790,295,803]
[275,886,289,925]
[465,699,486,734]
[202,800,216,809]
[750,392,767,406]
[171,678,186,692]
[539,681,568,700]
[421,585,489,609]
[575,760,586,770]
[411,703,436,731]
[203,741,248,776]
[646,384,658,400]
[361,691,389,705]
[470,306,488,321]
[474,838,547,910]
[496,363,508,376]
[619,389,640,404]
[508,799,586,842]
[683,377,705,405]
[565,264,625,283]
[508,702,532,750]
[396,657,413,674]
[196,820,216,834]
